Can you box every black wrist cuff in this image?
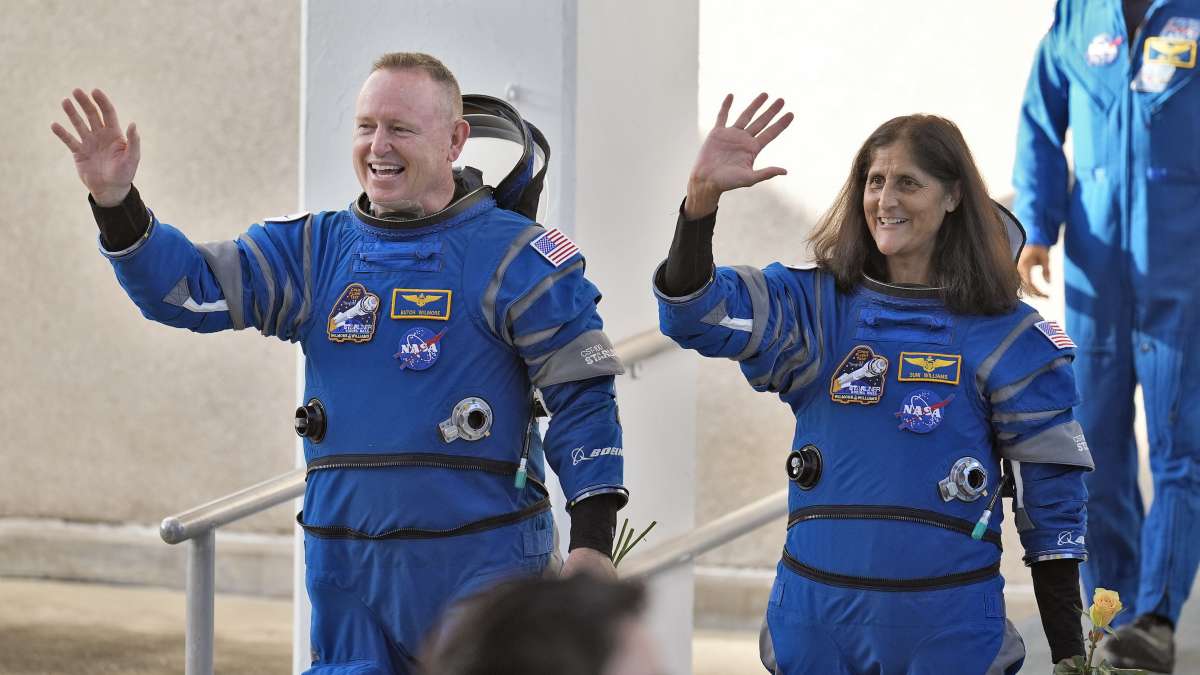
[661,197,717,297]
[567,493,621,558]
[90,185,150,252]
[1032,558,1085,664]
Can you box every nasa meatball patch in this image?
[327,283,380,343]
[394,327,445,371]
[830,345,889,405]
[895,389,954,434]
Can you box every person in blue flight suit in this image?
[656,95,1092,674]
[1014,2,1200,671]
[51,52,627,674]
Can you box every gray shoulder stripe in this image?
[196,239,247,330]
[990,356,1071,405]
[999,419,1094,469]
[514,324,561,349]
[992,408,1069,424]
[506,259,586,341]
[277,278,296,340]
[482,225,544,336]
[976,313,1041,398]
[731,265,769,362]
[529,329,625,387]
[238,234,277,336]
[786,270,825,394]
[292,214,314,336]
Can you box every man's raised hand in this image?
[51,89,140,207]
[684,92,794,219]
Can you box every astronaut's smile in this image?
[877,217,909,227]
[369,162,405,177]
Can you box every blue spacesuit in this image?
[1014,0,1200,628]
[656,263,1091,674]
[100,128,627,670]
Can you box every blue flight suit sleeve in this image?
[1013,13,1072,248]
[982,314,1092,565]
[655,262,826,396]
[484,235,626,508]
[101,210,316,342]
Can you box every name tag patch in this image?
[391,288,452,321]
[898,352,962,385]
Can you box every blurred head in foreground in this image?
[421,576,663,675]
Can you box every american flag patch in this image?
[529,228,579,267]
[1034,320,1076,349]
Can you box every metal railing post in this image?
[185,530,216,675]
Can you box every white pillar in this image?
[300,2,699,672]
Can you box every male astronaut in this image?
[52,52,627,673]
[1014,2,1200,671]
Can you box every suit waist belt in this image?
[298,452,550,540]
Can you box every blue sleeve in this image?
[983,314,1091,564]
[485,232,625,507]
[655,262,826,396]
[103,212,316,342]
[1013,21,1072,248]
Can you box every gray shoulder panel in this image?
[530,329,625,388]
[482,225,544,336]
[975,312,1041,398]
[731,265,770,362]
[290,214,314,337]
[508,259,586,332]
[196,239,247,330]
[999,419,1094,469]
[237,234,277,336]
[989,356,1072,405]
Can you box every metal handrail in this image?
[158,328,679,675]
[160,469,305,545]
[621,488,788,579]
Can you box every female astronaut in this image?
[654,95,1091,674]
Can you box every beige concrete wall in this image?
[0,0,300,543]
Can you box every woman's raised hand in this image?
[51,88,140,207]
[684,93,793,219]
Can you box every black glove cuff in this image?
[90,184,150,252]
[567,493,621,559]
[1031,558,1085,664]
[661,197,717,297]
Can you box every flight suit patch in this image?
[830,345,889,405]
[895,389,953,434]
[1145,36,1197,68]
[391,288,452,321]
[898,352,962,385]
[326,283,380,343]
[1086,33,1122,66]
[394,327,445,371]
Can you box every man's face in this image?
[352,68,468,215]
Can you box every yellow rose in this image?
[1089,588,1123,628]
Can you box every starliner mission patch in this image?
[830,345,889,405]
[327,283,380,343]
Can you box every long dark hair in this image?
[809,115,1020,315]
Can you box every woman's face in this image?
[862,142,959,270]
